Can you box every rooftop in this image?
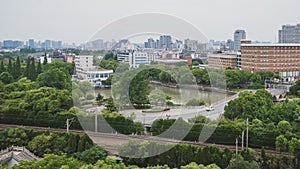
[242,43,300,47]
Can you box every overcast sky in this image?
[1,0,300,44]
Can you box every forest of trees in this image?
[0,53,299,168]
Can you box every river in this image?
[95,84,232,105]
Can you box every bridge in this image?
[265,79,291,102]
[268,89,287,102]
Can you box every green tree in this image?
[226,155,260,169]
[0,60,5,73]
[103,52,116,60]
[24,57,31,78]
[0,72,14,84]
[78,81,92,97]
[289,79,300,96]
[77,134,93,152]
[28,134,53,156]
[99,59,119,71]
[28,58,37,81]
[129,70,151,108]
[13,154,85,169]
[43,55,48,65]
[74,146,107,164]
[186,98,205,106]
[104,96,118,113]
[36,60,42,75]
[277,120,292,135]
[288,138,298,154]
[96,93,104,105]
[7,58,13,76]
[13,56,22,79]
[276,135,288,153]
[37,68,70,90]
[192,61,200,66]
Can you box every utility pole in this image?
[235,138,238,155]
[242,130,244,150]
[246,118,249,148]
[95,113,98,133]
[66,118,75,133]
[66,119,70,133]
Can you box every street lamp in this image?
[142,113,146,125]
[166,114,171,119]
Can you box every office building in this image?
[226,39,234,51]
[45,40,51,49]
[3,40,24,49]
[147,38,155,48]
[75,55,113,83]
[117,50,151,68]
[234,30,246,51]
[278,24,300,43]
[208,53,238,69]
[28,39,35,49]
[241,40,300,81]
[159,35,172,49]
[52,41,62,49]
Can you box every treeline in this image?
[118,140,295,169]
[0,127,98,158]
[98,59,280,90]
[0,127,296,169]
[0,127,257,169]
[150,90,300,158]
[150,116,277,149]
[2,154,223,169]
[224,89,300,156]
[290,79,300,97]
[0,58,76,128]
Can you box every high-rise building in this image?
[278,24,300,43]
[234,29,246,51]
[3,40,24,49]
[226,39,234,51]
[52,40,62,49]
[159,35,172,49]
[147,38,155,48]
[45,40,51,49]
[28,39,35,49]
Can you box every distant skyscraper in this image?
[279,24,300,43]
[45,40,51,49]
[226,39,234,51]
[28,39,35,49]
[3,40,24,49]
[234,30,246,51]
[52,40,62,49]
[159,35,172,49]
[147,38,155,48]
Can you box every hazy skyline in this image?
[1,0,300,44]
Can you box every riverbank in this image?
[150,81,237,95]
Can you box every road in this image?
[117,93,239,124]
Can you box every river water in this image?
[95,85,231,105]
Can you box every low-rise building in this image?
[0,146,40,168]
[208,53,237,69]
[117,50,151,68]
[75,55,113,84]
